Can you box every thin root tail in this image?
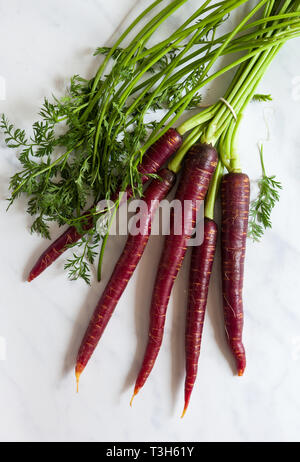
[181,408,187,419]
[75,364,84,393]
[181,401,189,419]
[130,387,140,407]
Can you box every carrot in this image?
[134,129,182,188]
[27,216,93,282]
[131,143,218,403]
[75,168,176,387]
[27,129,182,282]
[182,217,218,418]
[221,172,250,376]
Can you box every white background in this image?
[1,0,300,442]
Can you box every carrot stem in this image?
[204,161,224,220]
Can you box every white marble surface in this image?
[1,0,300,443]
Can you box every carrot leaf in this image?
[248,145,282,242]
[252,94,272,102]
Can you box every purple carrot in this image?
[75,168,176,387]
[182,218,218,417]
[221,172,250,376]
[131,143,218,403]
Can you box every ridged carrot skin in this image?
[137,128,182,185]
[182,218,218,417]
[132,143,218,400]
[27,129,182,282]
[75,168,176,383]
[221,172,250,376]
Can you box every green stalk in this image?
[82,0,183,122]
[174,1,300,219]
[136,0,235,60]
[86,0,190,127]
[154,17,300,102]
[168,108,217,172]
[229,115,243,172]
[113,12,299,177]
[131,0,215,61]
[211,0,296,137]
[205,38,292,214]
[176,7,300,136]
[101,22,210,170]
[169,126,204,174]
[204,161,224,220]
[93,0,253,186]
[157,40,278,144]
[226,46,282,171]
[217,128,231,171]
[90,0,164,92]
[90,0,207,181]
[101,16,220,173]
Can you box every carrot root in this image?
[183,218,218,417]
[130,387,140,407]
[75,170,176,380]
[181,404,188,419]
[238,367,245,377]
[75,363,84,393]
[133,143,218,397]
[221,172,250,376]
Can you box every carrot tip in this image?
[75,365,83,393]
[238,368,245,377]
[181,406,188,419]
[75,372,81,393]
[130,388,140,407]
[27,274,33,282]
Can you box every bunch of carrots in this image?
[2,0,300,416]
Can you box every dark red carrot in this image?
[131,143,218,403]
[27,216,93,282]
[75,168,176,387]
[136,128,182,184]
[221,172,250,376]
[182,217,218,418]
[27,128,182,282]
